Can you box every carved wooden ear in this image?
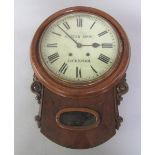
[115,74,129,129]
[31,74,43,128]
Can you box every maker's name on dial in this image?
[65,35,93,39]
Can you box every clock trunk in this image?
[32,74,128,149]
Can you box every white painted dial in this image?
[39,12,120,83]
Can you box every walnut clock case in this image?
[30,6,130,149]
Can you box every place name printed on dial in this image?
[67,59,90,63]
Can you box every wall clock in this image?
[30,6,130,149]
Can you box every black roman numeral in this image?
[98,31,108,37]
[59,62,68,74]
[76,67,82,78]
[102,43,113,48]
[90,65,98,73]
[98,54,110,64]
[47,43,57,47]
[51,31,61,36]
[77,17,82,27]
[63,22,70,30]
[48,52,59,64]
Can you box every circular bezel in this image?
[39,12,122,84]
[30,6,130,98]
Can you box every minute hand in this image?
[57,25,79,45]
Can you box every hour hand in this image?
[81,43,113,48]
[81,43,100,48]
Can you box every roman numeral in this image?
[90,65,98,74]
[98,31,108,37]
[47,43,57,47]
[77,17,82,27]
[51,31,61,36]
[76,67,82,78]
[90,21,96,29]
[59,62,68,74]
[102,43,113,48]
[98,54,110,64]
[63,22,70,30]
[48,52,59,64]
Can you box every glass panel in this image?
[59,111,96,127]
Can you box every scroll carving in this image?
[116,74,129,105]
[31,74,43,128]
[115,74,129,129]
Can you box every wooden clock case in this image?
[30,6,130,149]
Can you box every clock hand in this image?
[81,43,100,48]
[57,25,82,48]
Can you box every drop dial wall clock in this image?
[30,6,130,149]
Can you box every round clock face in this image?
[39,12,121,84]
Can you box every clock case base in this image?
[31,74,128,149]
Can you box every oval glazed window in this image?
[56,108,100,130]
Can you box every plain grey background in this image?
[15,0,141,155]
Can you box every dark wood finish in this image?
[31,74,128,148]
[40,86,116,149]
[30,6,130,149]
